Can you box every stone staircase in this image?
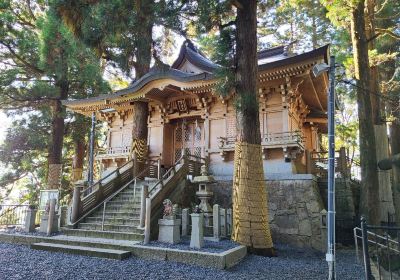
[62,181,147,241]
[32,155,205,259]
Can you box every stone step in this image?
[85,217,140,225]
[62,228,144,241]
[103,205,141,212]
[36,235,139,251]
[30,242,131,260]
[90,211,140,219]
[78,223,142,233]
[106,201,140,207]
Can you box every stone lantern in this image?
[192,165,215,226]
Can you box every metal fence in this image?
[0,205,31,227]
[354,217,400,280]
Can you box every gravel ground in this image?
[142,237,239,253]
[0,242,363,280]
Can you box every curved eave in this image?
[63,70,216,109]
[258,45,329,72]
[171,46,219,73]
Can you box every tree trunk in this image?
[130,1,153,164]
[47,79,69,189]
[231,0,274,256]
[350,1,380,225]
[72,135,86,182]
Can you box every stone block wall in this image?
[211,174,326,251]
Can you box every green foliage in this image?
[0,0,109,203]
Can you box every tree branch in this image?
[0,41,45,75]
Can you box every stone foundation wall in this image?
[211,175,326,251]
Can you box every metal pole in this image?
[327,55,336,280]
[88,112,96,186]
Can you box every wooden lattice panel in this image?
[173,120,204,161]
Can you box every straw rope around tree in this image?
[47,163,63,189]
[232,142,274,250]
[130,138,148,161]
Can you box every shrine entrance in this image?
[173,118,204,161]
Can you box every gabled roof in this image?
[171,39,219,73]
[63,41,329,109]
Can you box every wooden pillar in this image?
[71,184,83,224]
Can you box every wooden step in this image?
[31,242,131,260]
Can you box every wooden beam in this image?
[308,75,324,111]
[305,117,327,124]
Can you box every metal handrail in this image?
[100,162,159,231]
[148,155,184,197]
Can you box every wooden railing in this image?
[218,131,304,150]
[96,146,131,158]
[99,161,160,231]
[262,131,304,149]
[144,153,207,241]
[71,158,159,226]
[308,148,349,178]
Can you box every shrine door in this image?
[174,119,204,161]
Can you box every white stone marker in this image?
[190,213,204,249]
[213,204,220,241]
[144,198,151,244]
[47,198,56,236]
[139,184,149,229]
[181,208,190,236]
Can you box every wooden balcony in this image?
[218,131,305,151]
[96,146,131,160]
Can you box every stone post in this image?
[144,197,151,244]
[220,207,227,238]
[71,183,83,224]
[190,213,204,249]
[139,184,149,229]
[213,204,220,241]
[59,206,68,227]
[181,208,190,236]
[227,208,232,236]
[47,198,56,236]
[24,208,36,233]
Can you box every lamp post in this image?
[87,112,96,186]
[313,55,336,280]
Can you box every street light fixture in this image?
[312,55,336,280]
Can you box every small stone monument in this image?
[158,199,181,244]
[192,165,215,226]
[190,206,204,249]
[39,199,59,234]
[24,207,37,233]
